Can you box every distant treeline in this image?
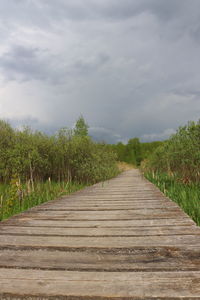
[0,117,119,185]
[111,138,163,166]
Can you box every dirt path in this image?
[0,169,200,299]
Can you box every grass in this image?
[145,172,200,226]
[0,181,85,221]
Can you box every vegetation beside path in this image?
[142,120,200,226]
[0,180,84,221]
[0,116,119,221]
[145,172,200,226]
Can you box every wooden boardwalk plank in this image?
[0,248,200,271]
[0,234,200,250]
[0,225,199,236]
[0,169,200,299]
[16,209,188,221]
[1,269,200,298]
[4,218,195,228]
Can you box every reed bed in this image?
[0,180,84,221]
[145,172,200,226]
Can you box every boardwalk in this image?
[0,169,200,299]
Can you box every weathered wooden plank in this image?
[18,209,188,221]
[38,198,176,204]
[0,225,198,236]
[37,202,178,208]
[4,218,195,228]
[1,269,200,298]
[64,196,168,200]
[0,234,200,249]
[35,205,178,211]
[35,207,182,213]
[34,200,178,208]
[0,247,200,271]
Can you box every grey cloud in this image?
[0,1,200,143]
[0,44,110,83]
[0,0,191,24]
[89,127,124,144]
[39,0,199,24]
[70,53,110,76]
[0,45,50,82]
[46,0,183,21]
[141,128,176,142]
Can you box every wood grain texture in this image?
[0,169,200,299]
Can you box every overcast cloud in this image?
[0,0,200,142]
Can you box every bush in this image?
[0,118,119,185]
[143,120,200,183]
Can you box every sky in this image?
[0,0,200,143]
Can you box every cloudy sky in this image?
[0,0,200,143]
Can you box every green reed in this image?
[145,172,200,226]
[0,181,85,221]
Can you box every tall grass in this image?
[145,172,200,226]
[0,181,84,221]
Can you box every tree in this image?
[125,138,141,166]
[115,142,126,161]
[0,120,15,182]
[74,116,89,137]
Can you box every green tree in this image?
[115,142,126,161]
[74,116,89,137]
[0,120,15,182]
[125,138,141,166]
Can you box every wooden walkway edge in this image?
[0,169,200,299]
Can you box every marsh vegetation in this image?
[0,117,119,220]
[143,121,200,225]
